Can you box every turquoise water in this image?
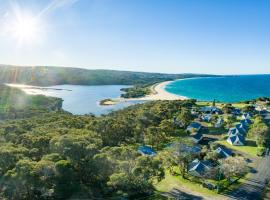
[21,85,142,115]
[165,75,270,103]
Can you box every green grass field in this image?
[155,171,218,197]
[217,140,258,157]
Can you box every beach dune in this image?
[126,81,187,101]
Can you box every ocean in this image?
[165,75,270,103]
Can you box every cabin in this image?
[255,105,268,115]
[200,106,222,114]
[215,118,224,128]
[232,108,241,116]
[242,113,251,120]
[138,146,156,156]
[201,114,212,122]
[171,143,201,154]
[186,122,202,132]
[235,123,248,134]
[191,107,199,116]
[189,131,203,144]
[215,147,232,158]
[188,159,212,177]
[227,134,245,146]
[228,124,247,137]
[240,119,252,126]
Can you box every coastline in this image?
[120,81,188,101]
[7,81,188,104]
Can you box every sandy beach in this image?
[123,81,187,101]
[7,81,187,102]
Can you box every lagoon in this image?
[16,85,142,115]
[165,75,270,103]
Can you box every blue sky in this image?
[0,0,270,74]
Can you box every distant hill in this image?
[0,65,217,86]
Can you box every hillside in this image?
[0,85,63,120]
[0,65,216,86]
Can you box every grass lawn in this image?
[216,140,258,157]
[196,101,248,109]
[155,171,218,197]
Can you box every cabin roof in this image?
[138,146,156,156]
[215,147,232,158]
[227,134,245,145]
[188,159,212,176]
[187,122,202,129]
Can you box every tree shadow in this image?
[199,137,217,145]
[245,140,257,147]
[162,188,204,200]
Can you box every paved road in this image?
[225,150,270,200]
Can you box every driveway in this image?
[225,152,270,200]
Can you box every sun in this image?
[13,15,38,39]
[11,14,41,43]
[3,9,43,45]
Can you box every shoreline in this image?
[119,80,188,101]
[6,81,188,104]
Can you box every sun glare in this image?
[13,15,39,40]
[3,8,43,45]
[10,14,42,44]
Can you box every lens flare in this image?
[12,14,40,42]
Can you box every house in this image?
[171,143,201,154]
[255,105,268,115]
[200,106,222,114]
[235,123,248,134]
[232,108,241,116]
[138,146,156,156]
[186,122,202,132]
[215,147,232,158]
[201,114,212,122]
[240,119,252,126]
[189,131,203,144]
[228,127,239,137]
[242,113,251,120]
[215,118,224,128]
[240,119,252,132]
[228,124,247,137]
[191,107,199,116]
[188,159,212,177]
[227,134,245,146]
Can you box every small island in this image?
[99,98,117,106]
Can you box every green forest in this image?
[0,84,196,199]
[0,85,62,120]
[1,80,269,200]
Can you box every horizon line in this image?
[0,63,270,76]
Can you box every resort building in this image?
[215,147,232,158]
[215,118,224,128]
[201,114,212,122]
[189,131,203,144]
[186,122,202,132]
[232,108,241,116]
[188,159,212,177]
[200,106,222,114]
[228,123,247,137]
[171,143,201,154]
[240,119,252,126]
[227,134,245,146]
[242,113,251,120]
[138,146,156,156]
